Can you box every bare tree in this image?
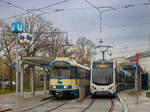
[0,15,69,89]
[37,30,69,61]
[0,23,16,90]
[16,15,68,88]
[16,15,51,88]
[73,37,96,66]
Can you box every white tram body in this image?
[90,60,117,97]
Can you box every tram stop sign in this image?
[19,33,32,44]
[10,22,23,33]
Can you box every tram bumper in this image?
[49,89,79,95]
[94,91,112,96]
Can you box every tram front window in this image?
[92,69,113,85]
[51,66,71,78]
[92,63,113,85]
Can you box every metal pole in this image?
[31,66,35,95]
[44,68,47,93]
[16,34,19,104]
[20,64,24,103]
[135,54,139,104]
[99,12,102,34]
[135,64,138,104]
[102,51,105,60]
[2,59,4,94]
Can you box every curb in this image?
[0,108,13,112]
[117,93,129,112]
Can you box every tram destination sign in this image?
[93,63,113,69]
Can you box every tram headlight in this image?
[64,85,68,89]
[52,85,56,89]
[63,85,71,89]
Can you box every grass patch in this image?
[0,86,44,95]
[0,89,16,94]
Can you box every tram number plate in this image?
[101,88,104,90]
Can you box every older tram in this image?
[49,57,90,98]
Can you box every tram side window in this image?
[116,73,121,83]
[115,69,119,84]
[71,68,75,78]
[85,70,90,79]
[121,75,125,83]
[117,73,125,83]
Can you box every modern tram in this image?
[49,57,90,98]
[90,59,133,97]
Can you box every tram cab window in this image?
[51,66,71,78]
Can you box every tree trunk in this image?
[9,66,13,91]
[25,66,30,89]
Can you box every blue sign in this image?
[19,33,32,44]
[10,22,23,33]
[13,62,16,70]
[26,35,32,42]
[19,35,25,41]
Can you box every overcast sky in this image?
[0,0,150,59]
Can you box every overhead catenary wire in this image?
[84,0,116,34]
[0,1,149,23]
[67,22,150,33]
[0,1,150,22]
[1,1,150,10]
[0,0,33,13]
[116,43,149,50]
[53,2,150,12]
[103,34,148,41]
[0,0,70,22]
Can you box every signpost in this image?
[135,53,139,104]
[2,59,5,94]
[10,22,24,104]
[19,33,32,44]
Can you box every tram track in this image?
[13,97,71,112]
[117,94,127,112]
[108,99,114,112]
[81,96,115,112]
[108,95,125,112]
[9,95,124,112]
[45,100,69,112]
[20,97,55,112]
[81,99,95,112]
